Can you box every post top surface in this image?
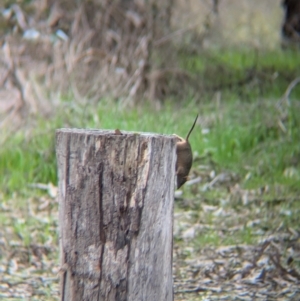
[56,128,175,140]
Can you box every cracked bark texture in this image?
[56,129,176,301]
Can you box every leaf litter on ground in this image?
[174,168,300,301]
[1,167,299,300]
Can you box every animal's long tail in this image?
[186,114,198,140]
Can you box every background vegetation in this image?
[0,0,300,300]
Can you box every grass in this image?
[180,47,300,99]
[1,49,300,205]
[2,95,299,198]
[2,99,297,191]
[1,47,300,300]
[205,100,300,189]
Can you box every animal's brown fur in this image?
[174,114,198,189]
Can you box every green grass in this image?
[1,49,299,241]
[200,99,300,191]
[1,87,299,198]
[180,47,300,99]
[0,125,57,197]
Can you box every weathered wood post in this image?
[56,129,176,301]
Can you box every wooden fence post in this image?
[56,129,176,301]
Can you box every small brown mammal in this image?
[174,114,198,189]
